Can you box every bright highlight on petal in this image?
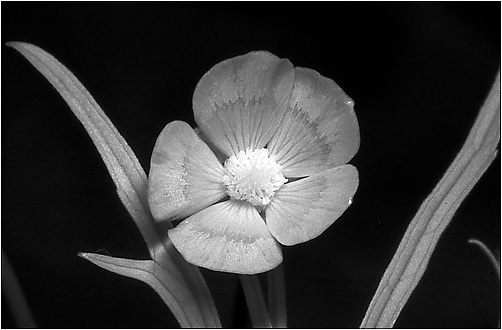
[266,165,359,246]
[168,201,283,274]
[148,121,227,221]
[192,51,295,157]
[223,148,287,207]
[268,68,360,178]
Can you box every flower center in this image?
[223,148,287,207]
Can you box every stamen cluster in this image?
[223,148,287,207]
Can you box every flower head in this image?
[148,51,359,274]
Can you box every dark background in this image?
[2,3,500,328]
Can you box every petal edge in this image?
[148,121,227,221]
[268,68,360,177]
[169,201,283,274]
[193,51,295,156]
[266,165,359,245]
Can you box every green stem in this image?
[239,275,272,328]
[268,264,287,327]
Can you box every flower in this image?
[147,51,360,275]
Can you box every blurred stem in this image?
[468,239,500,279]
[268,264,287,327]
[1,250,36,328]
[468,238,500,327]
[239,275,272,328]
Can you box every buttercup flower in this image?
[148,51,360,274]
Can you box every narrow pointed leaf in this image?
[7,41,162,257]
[9,42,220,327]
[361,70,500,328]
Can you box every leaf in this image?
[7,41,161,256]
[361,70,500,328]
[8,42,221,327]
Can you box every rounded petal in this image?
[193,51,295,157]
[266,165,359,246]
[168,200,283,274]
[267,68,360,178]
[148,121,227,221]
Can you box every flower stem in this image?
[268,264,287,327]
[239,274,272,328]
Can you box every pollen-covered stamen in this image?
[223,148,287,207]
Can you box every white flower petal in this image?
[268,68,360,178]
[193,51,295,157]
[168,200,283,274]
[148,121,227,221]
[266,165,359,246]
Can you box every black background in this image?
[2,3,500,328]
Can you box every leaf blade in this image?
[7,41,162,255]
[8,42,221,327]
[360,70,500,328]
